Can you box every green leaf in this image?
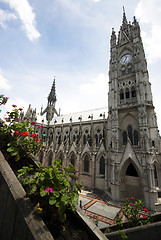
[40,187,47,197]
[49,196,57,205]
[7,147,14,152]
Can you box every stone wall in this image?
[0,151,54,240]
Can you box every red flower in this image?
[143,208,148,213]
[14,131,19,135]
[30,133,37,138]
[12,104,17,107]
[21,131,29,136]
[18,108,23,111]
[42,146,46,149]
[142,214,147,219]
[34,138,40,142]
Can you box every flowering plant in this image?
[117,197,153,227]
[18,159,82,222]
[0,104,42,161]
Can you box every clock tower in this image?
[106,9,161,210]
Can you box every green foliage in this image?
[18,159,82,222]
[0,104,42,160]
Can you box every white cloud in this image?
[135,0,161,64]
[0,71,11,90]
[0,8,17,28]
[92,0,102,2]
[2,0,40,41]
[79,73,108,107]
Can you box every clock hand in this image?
[123,55,127,63]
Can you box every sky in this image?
[0,0,161,131]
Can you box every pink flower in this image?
[49,188,53,193]
[31,121,37,125]
[129,203,134,206]
[131,196,134,199]
[45,187,53,193]
[45,187,50,192]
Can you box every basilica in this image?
[25,11,161,211]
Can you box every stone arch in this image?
[119,158,143,200]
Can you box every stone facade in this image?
[24,12,161,211]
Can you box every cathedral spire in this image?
[41,78,59,122]
[122,6,128,27]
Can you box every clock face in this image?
[120,54,132,65]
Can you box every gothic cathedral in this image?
[25,11,161,211]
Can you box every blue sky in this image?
[1,0,161,131]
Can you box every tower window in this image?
[128,125,133,144]
[152,140,155,147]
[131,87,136,97]
[120,89,124,100]
[134,130,139,145]
[83,135,86,145]
[126,88,130,98]
[122,69,126,75]
[128,67,132,74]
[123,131,127,145]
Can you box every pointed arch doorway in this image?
[121,160,143,200]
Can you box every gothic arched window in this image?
[126,88,130,98]
[123,131,127,145]
[128,125,133,144]
[84,155,90,172]
[58,135,61,145]
[154,164,158,187]
[70,153,75,167]
[95,134,98,147]
[131,86,136,98]
[134,130,139,145]
[48,151,53,166]
[59,152,63,165]
[39,150,44,164]
[73,135,76,142]
[99,156,105,175]
[99,134,103,143]
[120,89,124,100]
